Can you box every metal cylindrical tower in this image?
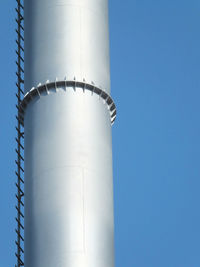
[19,0,116,266]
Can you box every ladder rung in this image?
[15,18,24,30]
[15,252,24,266]
[15,161,24,173]
[16,105,24,116]
[15,29,24,42]
[15,137,24,150]
[15,8,24,21]
[15,194,24,206]
[15,241,24,253]
[15,218,24,230]
[15,183,24,196]
[15,40,24,52]
[16,0,24,10]
[15,82,24,93]
[15,171,24,183]
[15,149,24,161]
[15,50,24,62]
[15,61,24,73]
[15,206,24,218]
[16,114,24,124]
[15,127,24,138]
[15,73,24,84]
[15,229,24,242]
[15,93,22,103]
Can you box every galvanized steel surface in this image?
[24,0,114,266]
[24,0,111,94]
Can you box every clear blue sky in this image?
[1,0,200,266]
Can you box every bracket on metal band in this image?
[19,79,117,125]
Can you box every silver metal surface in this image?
[24,0,111,94]
[24,0,115,267]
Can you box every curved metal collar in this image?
[19,79,116,125]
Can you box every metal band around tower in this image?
[19,79,117,125]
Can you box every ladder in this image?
[15,0,24,266]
